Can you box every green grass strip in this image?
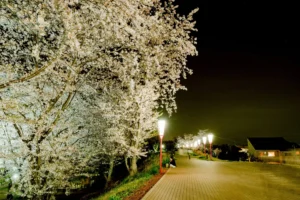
[94,173,153,200]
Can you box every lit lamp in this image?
[208,134,213,160]
[194,141,198,148]
[202,136,207,154]
[12,173,20,183]
[158,119,166,174]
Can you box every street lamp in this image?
[208,134,213,160]
[194,141,198,148]
[158,119,166,174]
[198,139,201,148]
[12,173,20,183]
[202,136,207,154]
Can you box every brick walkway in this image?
[142,155,300,200]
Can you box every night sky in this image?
[165,0,300,144]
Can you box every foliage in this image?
[108,195,122,200]
[95,168,153,200]
[0,168,9,186]
[162,157,170,167]
[192,152,198,156]
[153,143,159,153]
[164,140,176,152]
[176,129,211,148]
[148,165,159,175]
[0,0,197,198]
[197,129,210,137]
[0,186,8,200]
[95,154,159,200]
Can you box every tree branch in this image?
[0,59,55,90]
[124,156,129,172]
[13,123,23,138]
[38,91,76,144]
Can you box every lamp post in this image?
[208,134,213,160]
[158,120,166,174]
[198,139,201,149]
[202,136,207,155]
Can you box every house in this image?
[281,144,300,164]
[247,137,297,163]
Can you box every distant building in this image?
[247,137,300,163]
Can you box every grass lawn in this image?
[0,186,8,200]
[195,151,220,161]
[93,173,153,200]
[93,153,167,200]
[198,155,220,161]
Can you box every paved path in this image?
[142,155,300,200]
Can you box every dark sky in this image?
[165,0,300,144]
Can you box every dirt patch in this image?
[123,169,167,200]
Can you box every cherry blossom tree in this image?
[197,129,210,138]
[0,0,116,197]
[0,0,198,198]
[90,0,198,176]
[176,136,186,148]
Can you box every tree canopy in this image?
[0,0,197,198]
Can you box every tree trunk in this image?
[28,146,46,200]
[105,157,114,188]
[129,156,137,176]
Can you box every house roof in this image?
[247,137,294,151]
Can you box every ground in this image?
[123,169,167,200]
[143,155,300,200]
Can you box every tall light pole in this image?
[158,120,166,174]
[202,136,207,155]
[198,139,201,149]
[208,134,213,160]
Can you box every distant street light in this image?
[158,119,166,174]
[12,173,20,183]
[202,136,207,155]
[208,134,213,160]
[194,141,198,148]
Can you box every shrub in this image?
[162,157,170,167]
[192,152,198,156]
[95,153,159,200]
[148,165,159,175]
[108,195,122,200]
